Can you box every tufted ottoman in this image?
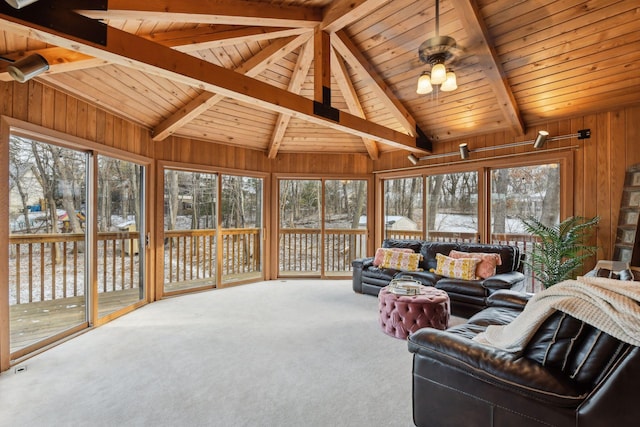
[378,285,450,339]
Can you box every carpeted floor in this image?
[0,280,462,427]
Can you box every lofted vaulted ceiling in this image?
[1,0,639,160]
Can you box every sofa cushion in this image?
[373,247,415,266]
[379,250,423,271]
[382,238,423,253]
[449,249,502,279]
[458,243,520,274]
[435,253,479,280]
[421,242,459,271]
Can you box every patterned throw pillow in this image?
[449,250,502,279]
[378,249,423,271]
[373,247,415,267]
[435,253,479,280]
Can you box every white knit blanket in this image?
[473,276,640,352]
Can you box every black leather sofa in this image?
[352,239,526,317]
[408,289,640,427]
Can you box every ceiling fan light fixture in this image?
[430,62,447,85]
[440,70,457,92]
[416,72,433,94]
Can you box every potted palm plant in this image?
[521,215,600,288]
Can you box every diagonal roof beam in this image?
[0,26,311,81]
[322,0,394,33]
[79,0,322,28]
[0,14,427,152]
[152,32,312,141]
[449,0,525,136]
[267,39,314,159]
[331,30,417,137]
[148,26,310,52]
[330,48,379,160]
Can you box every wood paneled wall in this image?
[2,80,639,264]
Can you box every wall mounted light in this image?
[533,130,549,149]
[406,129,591,165]
[4,0,40,8]
[0,54,50,83]
[459,143,470,159]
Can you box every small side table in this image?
[378,285,450,339]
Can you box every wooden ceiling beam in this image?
[449,0,525,136]
[0,14,426,152]
[0,26,312,81]
[267,39,314,159]
[78,0,322,28]
[322,0,394,33]
[153,32,312,141]
[331,48,379,160]
[148,26,311,53]
[331,30,417,137]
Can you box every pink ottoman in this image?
[378,285,450,339]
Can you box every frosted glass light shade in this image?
[416,72,433,94]
[440,71,457,92]
[430,63,447,85]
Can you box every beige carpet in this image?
[0,280,465,427]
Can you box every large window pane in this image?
[96,155,145,318]
[8,136,88,353]
[383,177,423,240]
[323,179,367,275]
[163,170,217,293]
[221,175,263,284]
[490,164,560,235]
[278,179,321,276]
[426,172,478,242]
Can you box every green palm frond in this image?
[521,215,599,288]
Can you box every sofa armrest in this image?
[482,271,525,291]
[351,257,373,293]
[408,328,584,405]
[486,289,533,310]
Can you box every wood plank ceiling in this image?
[1,0,639,159]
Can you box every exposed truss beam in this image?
[331,30,417,138]
[153,32,312,141]
[148,26,311,53]
[0,26,312,81]
[330,48,379,160]
[78,0,322,28]
[449,0,525,136]
[322,0,393,33]
[267,39,314,159]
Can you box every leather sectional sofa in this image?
[408,288,640,427]
[352,239,526,317]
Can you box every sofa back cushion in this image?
[458,244,520,274]
[382,238,422,253]
[523,311,629,389]
[421,242,459,271]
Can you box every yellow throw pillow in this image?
[379,250,423,271]
[435,253,479,280]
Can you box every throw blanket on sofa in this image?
[474,276,640,352]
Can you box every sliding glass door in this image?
[96,155,145,318]
[7,136,89,355]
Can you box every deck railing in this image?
[8,232,141,305]
[278,228,367,274]
[8,228,543,305]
